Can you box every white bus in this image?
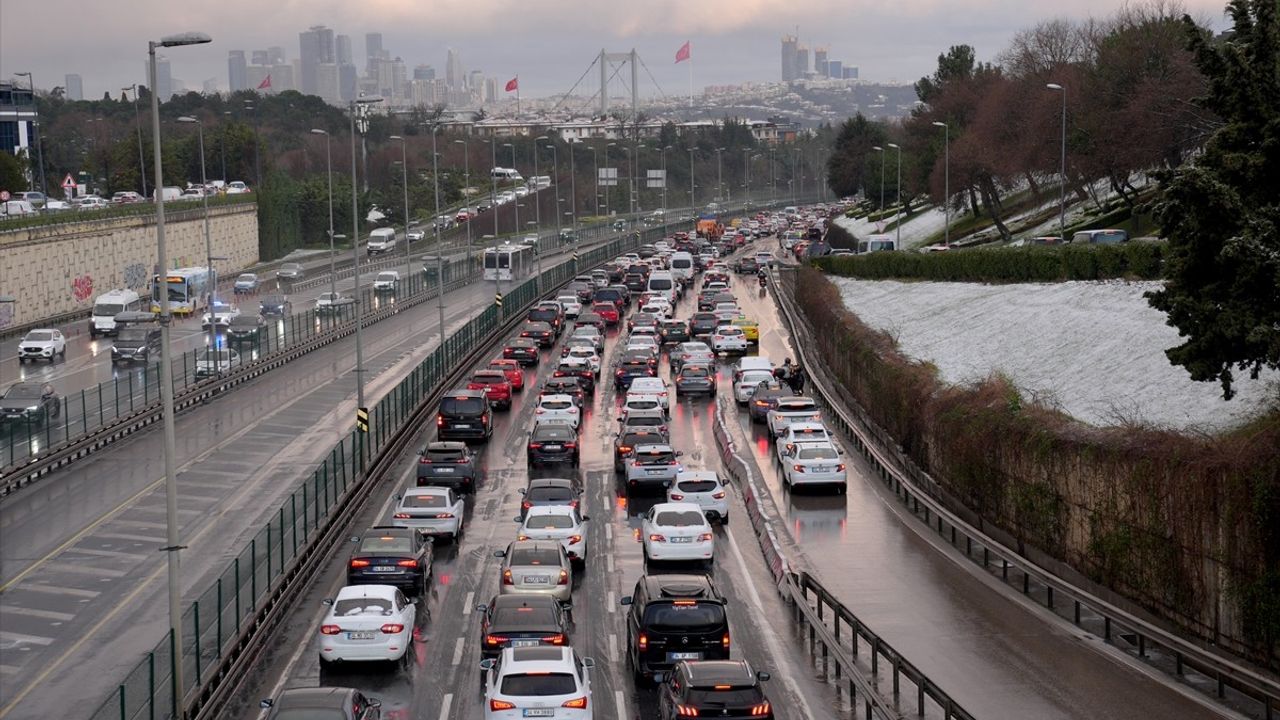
[483,244,534,282]
[151,267,212,315]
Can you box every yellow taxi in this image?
[731,316,759,344]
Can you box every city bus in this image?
[483,244,533,282]
[151,267,211,315]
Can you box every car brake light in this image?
[436,414,444,427]
[649,534,666,542]
[522,500,532,509]
[698,533,713,541]
[564,442,577,449]
[544,633,567,645]
[380,623,405,634]
[712,491,726,499]
[557,569,570,585]
[419,456,431,464]
[568,534,582,544]
[618,445,632,453]
[638,632,648,650]
[502,569,514,585]
[676,705,700,717]
[793,464,806,473]
[393,512,410,519]
[529,442,542,449]
[535,408,544,414]
[722,631,731,649]
[669,493,685,500]
[397,559,418,567]
[751,702,772,716]
[320,624,341,635]
[349,559,370,568]
[489,699,516,711]
[436,513,455,519]
[485,634,508,646]
[561,697,588,709]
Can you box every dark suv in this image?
[519,477,582,519]
[111,325,161,365]
[620,574,731,682]
[657,660,773,719]
[478,594,570,659]
[416,441,480,491]
[747,379,790,423]
[436,390,493,442]
[345,526,432,596]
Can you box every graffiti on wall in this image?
[71,274,94,302]
[123,263,147,290]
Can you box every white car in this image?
[733,368,776,404]
[315,292,353,314]
[569,326,603,353]
[713,308,742,324]
[711,325,749,354]
[627,377,669,412]
[76,196,111,210]
[557,295,582,318]
[373,270,401,292]
[18,329,66,362]
[393,487,465,540]
[621,394,664,418]
[624,335,660,357]
[564,346,601,376]
[194,348,240,377]
[535,394,581,431]
[232,273,260,294]
[767,396,822,437]
[201,301,241,329]
[481,646,594,720]
[517,505,590,564]
[774,422,834,461]
[225,181,250,194]
[640,301,672,318]
[666,471,729,524]
[318,584,415,667]
[780,440,847,490]
[641,502,715,564]
[407,229,426,241]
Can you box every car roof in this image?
[683,660,757,686]
[788,422,828,432]
[492,593,562,610]
[524,505,577,519]
[361,526,416,539]
[651,501,704,514]
[404,486,451,497]
[640,573,720,600]
[445,388,487,399]
[676,470,720,482]
[633,443,674,452]
[426,440,468,451]
[527,477,575,489]
[500,645,574,667]
[274,687,358,709]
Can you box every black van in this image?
[620,574,731,683]
[436,389,493,442]
[110,312,162,365]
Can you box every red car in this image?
[488,359,524,392]
[468,369,513,410]
[590,301,620,326]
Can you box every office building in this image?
[414,64,436,81]
[826,60,842,79]
[298,25,335,95]
[484,77,498,103]
[781,35,798,82]
[813,47,828,77]
[339,63,357,102]
[336,35,353,66]
[391,57,408,103]
[796,46,810,77]
[843,66,859,80]
[202,78,219,94]
[365,32,386,76]
[252,49,270,66]
[446,48,464,90]
[146,55,174,100]
[316,63,341,105]
[64,74,83,101]
[468,70,484,99]
[228,51,247,91]
[268,46,287,64]
[0,82,39,158]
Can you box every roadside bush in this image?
[814,242,1167,283]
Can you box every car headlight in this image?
[27,405,39,411]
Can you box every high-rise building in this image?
[484,77,498,103]
[316,63,341,105]
[64,74,83,101]
[813,47,828,78]
[298,25,335,95]
[228,51,247,92]
[446,48,464,90]
[246,65,269,92]
[365,32,385,76]
[843,66,859,80]
[796,46,810,77]
[273,63,295,91]
[202,77,219,94]
[391,57,408,103]
[414,64,436,81]
[268,46,287,64]
[373,58,395,98]
[336,35,353,66]
[781,35,798,82]
[339,63,357,102]
[827,60,842,79]
[252,50,270,66]
[468,70,484,99]
[147,55,174,100]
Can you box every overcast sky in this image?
[1,0,1228,101]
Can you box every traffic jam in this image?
[258,206,848,720]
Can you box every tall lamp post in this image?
[177,117,214,341]
[503,143,521,253]
[123,85,148,198]
[714,147,724,203]
[527,141,544,285]
[350,95,383,415]
[605,143,615,216]
[490,137,501,302]
[388,135,413,277]
[148,31,212,714]
[310,129,338,300]
[587,146,599,217]
[660,146,671,235]
[871,145,885,224]
[887,143,902,248]
[537,136,558,266]
[244,99,261,189]
[569,141,578,269]
[688,147,696,210]
[428,124,446,338]
[1047,83,1067,241]
[932,121,950,247]
[454,139,472,248]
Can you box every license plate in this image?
[647,469,666,475]
[435,467,455,473]
[347,631,376,640]
[369,566,397,572]
[512,639,540,647]
[523,710,554,718]
[544,444,562,450]
[670,536,692,544]
[525,575,550,584]
[813,465,831,472]
[455,424,471,429]
[668,651,701,661]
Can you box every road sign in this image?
[0,190,8,201]
[647,169,666,189]
[356,407,369,433]
[494,293,504,307]
[598,167,619,187]
[62,173,76,190]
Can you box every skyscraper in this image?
[336,35,353,66]
[316,63,341,105]
[781,35,798,82]
[414,64,436,81]
[268,47,287,64]
[827,60,843,79]
[796,46,810,77]
[252,50,270,66]
[298,25,335,95]
[228,51,247,92]
[365,32,385,76]
[814,47,828,77]
[339,63,357,102]
[446,48,464,90]
[65,74,83,101]
[147,55,173,100]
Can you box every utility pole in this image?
[310,129,337,300]
[123,85,148,198]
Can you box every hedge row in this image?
[814,241,1167,283]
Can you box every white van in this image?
[155,187,182,202]
[490,167,524,182]
[367,227,397,256]
[646,270,677,303]
[89,289,144,338]
[0,199,36,217]
[857,234,897,254]
[669,252,694,283]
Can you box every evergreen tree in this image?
[826,114,885,198]
[1146,0,1280,399]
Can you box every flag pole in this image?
[516,76,521,117]
[688,49,693,110]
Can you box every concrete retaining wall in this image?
[0,204,259,329]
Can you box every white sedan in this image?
[535,394,581,431]
[372,270,401,292]
[626,377,669,412]
[641,502,715,565]
[318,584,415,666]
[767,397,822,439]
[18,329,67,362]
[393,487,465,540]
[517,505,590,564]
[201,301,241,329]
[711,325,749,354]
[482,646,594,720]
[780,440,847,490]
[733,369,776,405]
[564,346,601,376]
[195,348,240,377]
[557,295,583,318]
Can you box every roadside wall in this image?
[0,204,259,329]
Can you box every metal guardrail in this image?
[771,265,1280,720]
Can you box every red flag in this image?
[257,74,272,90]
[505,77,518,92]
[675,41,691,64]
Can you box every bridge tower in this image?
[598,49,640,121]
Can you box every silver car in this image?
[494,540,573,603]
[623,443,683,492]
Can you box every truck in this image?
[695,212,725,241]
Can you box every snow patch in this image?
[833,277,1277,432]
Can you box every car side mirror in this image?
[581,515,590,521]
[394,494,402,501]
[493,550,507,558]
[757,671,771,681]
[676,450,684,457]
[562,602,573,611]
[321,598,334,606]
[367,699,382,710]
[349,536,360,543]
[518,488,526,494]
[582,657,596,669]
[476,603,488,612]
[619,595,633,606]
[259,699,274,709]
[514,516,523,523]
[479,659,495,671]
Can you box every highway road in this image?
[222,241,844,720]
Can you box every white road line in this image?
[91,531,164,544]
[42,563,126,578]
[614,690,626,718]
[0,605,75,622]
[0,665,19,675]
[62,547,146,560]
[606,553,614,574]
[462,590,475,615]
[12,584,98,598]
[451,637,465,665]
[608,633,618,663]
[439,693,453,719]
[607,590,616,614]
[605,523,614,541]
[0,631,54,647]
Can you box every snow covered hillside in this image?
[832,278,1277,432]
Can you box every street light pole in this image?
[872,146,885,222]
[124,85,148,198]
[491,136,501,301]
[350,96,383,413]
[587,146,598,217]
[310,129,337,300]
[148,31,212,714]
[430,125,446,339]
[605,143,614,216]
[14,73,46,197]
[177,117,213,345]
[661,146,670,235]
[528,140,544,286]
[569,141,579,271]
[932,121,950,247]
[715,147,723,203]
[540,137,561,263]
[454,139,472,248]
[389,135,412,278]
[1047,83,1067,241]
[688,147,696,210]
[887,143,902,248]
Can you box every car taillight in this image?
[456,457,468,463]
[380,623,405,634]
[676,375,684,382]
[722,631,731,649]
[567,534,583,545]
[564,442,577,449]
[638,632,648,650]
[419,456,431,464]
[647,369,656,376]
[754,400,768,407]
[669,493,685,500]
[436,513,454,519]
[485,634,508,646]
[502,569,514,585]
[649,534,666,542]
[712,491,726,499]
[561,697,588,709]
[349,559,370,568]
[793,464,805,473]
[618,445,632,454]
[544,633,567,645]
[393,512,411,519]
[397,559,418,567]
[698,533,713,541]
[751,702,772,716]
[522,500,532,509]
[320,625,341,635]
[676,706,700,717]
[529,442,542,449]
[616,369,625,376]
[557,570,570,587]
[436,414,444,427]
[570,499,579,508]
[489,699,516,712]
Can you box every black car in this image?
[478,594,571,659]
[658,320,691,345]
[553,360,595,394]
[621,574,731,682]
[748,379,790,423]
[520,321,557,348]
[519,477,581,519]
[607,265,627,284]
[258,294,292,317]
[503,337,540,366]
[527,422,580,467]
[674,363,717,397]
[614,428,668,471]
[436,390,493,442]
[541,377,586,407]
[614,353,658,390]
[527,304,563,335]
[657,661,773,720]
[624,273,648,293]
[226,315,267,344]
[261,688,380,720]
[575,312,606,332]
[594,286,626,310]
[346,526,432,595]
[689,312,720,338]
[110,325,161,365]
[0,383,60,425]
[416,441,480,490]
[275,263,306,283]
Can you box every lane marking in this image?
[462,591,475,615]
[605,553,614,574]
[614,690,625,718]
[608,633,618,663]
[605,523,613,542]
[262,591,333,704]
[0,666,19,675]
[11,584,98,598]
[451,637,465,666]
[607,590,616,614]
[0,606,75,622]
[439,693,453,719]
[62,547,146,560]
[36,563,125,578]
[0,631,54,647]
[88,531,164,544]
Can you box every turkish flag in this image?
[257,74,272,90]
[505,77,518,92]
[675,41,691,64]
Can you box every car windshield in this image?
[654,510,706,526]
[740,371,773,385]
[525,514,575,530]
[677,479,719,493]
[509,547,562,566]
[230,317,258,327]
[403,493,447,508]
[500,673,577,697]
[688,687,764,705]
[681,367,711,378]
[25,331,54,341]
[643,602,726,631]
[534,425,575,442]
[377,272,397,281]
[238,274,255,282]
[93,303,124,316]
[541,399,573,410]
[334,598,393,616]
[799,447,839,460]
[441,397,485,415]
[359,535,413,553]
[116,328,152,343]
[5,385,43,399]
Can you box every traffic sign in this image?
[355,407,369,433]
[62,174,75,190]
[494,293,504,307]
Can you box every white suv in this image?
[481,646,595,719]
[780,440,847,491]
[626,377,670,413]
[666,471,729,524]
